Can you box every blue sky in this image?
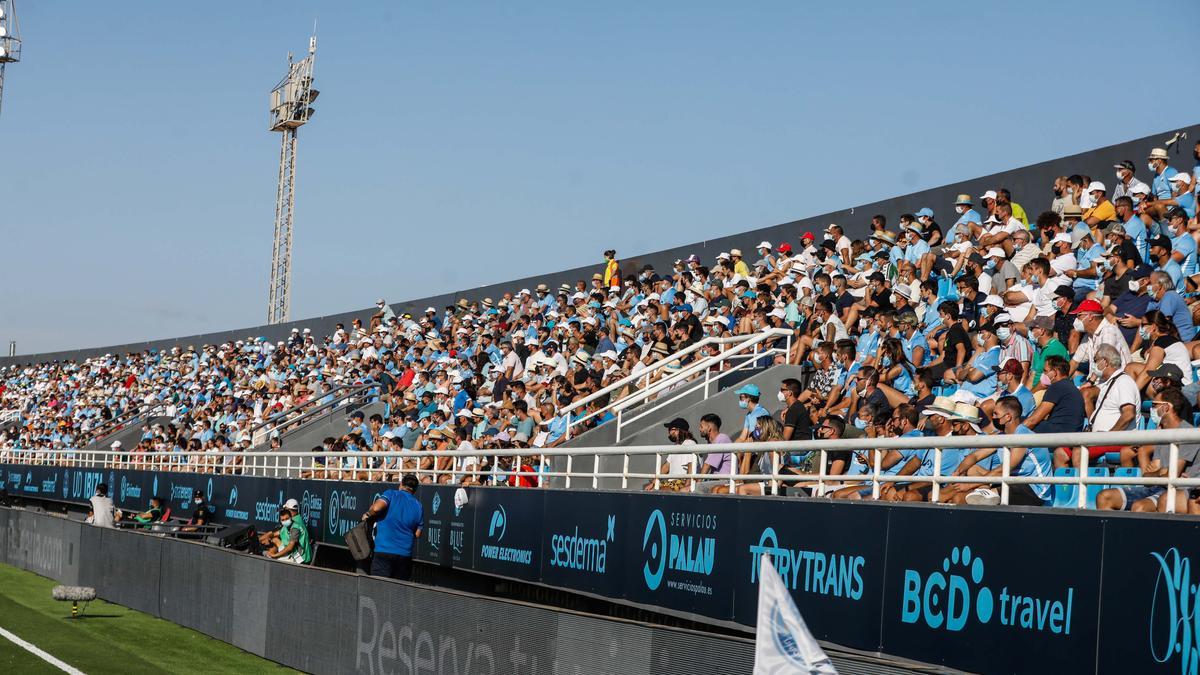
[2,1,1193,354]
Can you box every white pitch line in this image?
[0,625,85,675]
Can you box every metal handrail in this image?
[248,382,375,448]
[245,382,371,442]
[11,426,1200,514]
[563,328,793,439]
[85,402,166,446]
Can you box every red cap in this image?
[800,231,815,241]
[1000,359,1024,378]
[1070,299,1103,314]
[778,243,793,254]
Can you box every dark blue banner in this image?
[470,488,544,582]
[622,492,736,620]
[415,484,474,568]
[540,490,627,597]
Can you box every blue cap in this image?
[671,303,693,313]
[915,207,934,219]
[742,290,758,299]
[735,384,761,398]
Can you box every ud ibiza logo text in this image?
[549,514,615,574]
[642,508,718,596]
[901,546,1074,634]
[1149,548,1200,673]
[749,527,864,600]
[480,505,533,565]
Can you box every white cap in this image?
[985,246,1006,259]
[1051,233,1072,245]
[283,498,300,511]
[980,190,998,201]
[980,294,1004,308]
[1130,183,1151,195]
[376,298,386,305]
[757,241,772,250]
[1169,173,1191,184]
[768,307,786,319]
[111,440,122,448]
[1086,181,1106,193]
[716,252,731,260]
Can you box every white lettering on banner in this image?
[356,596,635,675]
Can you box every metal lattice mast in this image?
[266,33,318,325]
[0,0,22,117]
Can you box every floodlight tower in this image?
[0,0,22,117]
[265,33,318,325]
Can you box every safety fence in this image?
[7,425,1200,512]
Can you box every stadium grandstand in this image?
[5,126,1200,513]
[5,126,1200,675]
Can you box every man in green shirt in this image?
[131,496,165,529]
[264,504,313,564]
[1028,316,1068,390]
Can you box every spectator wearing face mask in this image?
[646,418,698,492]
[1069,299,1130,381]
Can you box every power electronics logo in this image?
[549,514,615,574]
[641,508,718,596]
[1150,548,1200,671]
[480,505,532,565]
[224,485,249,521]
[749,527,864,600]
[901,546,1074,634]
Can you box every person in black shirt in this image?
[931,303,970,378]
[779,378,813,440]
[1051,286,1078,349]
[181,489,213,537]
[1025,356,1085,447]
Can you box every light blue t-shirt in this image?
[960,346,1001,398]
[1171,231,1198,277]
[1149,290,1196,341]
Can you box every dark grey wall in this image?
[1,508,758,675]
[5,124,1195,367]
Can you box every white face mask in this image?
[1073,318,1086,332]
[1148,162,1157,173]
[776,391,786,403]
[956,205,967,214]
[1129,280,1140,293]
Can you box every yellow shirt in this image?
[603,259,619,287]
[1083,200,1116,224]
[1011,201,1029,227]
[734,260,750,277]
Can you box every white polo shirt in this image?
[1073,319,1133,372]
[1089,368,1140,432]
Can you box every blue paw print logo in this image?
[944,546,993,624]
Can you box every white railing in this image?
[562,327,792,442]
[8,427,1200,514]
[0,409,18,424]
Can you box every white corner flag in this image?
[754,554,838,674]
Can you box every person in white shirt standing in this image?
[88,483,117,528]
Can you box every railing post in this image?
[622,453,630,490]
[592,453,601,489]
[771,448,780,496]
[565,454,573,489]
[932,449,942,503]
[1168,443,1179,514]
[616,408,623,444]
[653,452,661,491]
[817,450,827,497]
[871,450,882,501]
[1000,447,1011,506]
[1076,447,1087,509]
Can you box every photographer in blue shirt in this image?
[362,474,424,580]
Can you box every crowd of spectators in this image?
[4,142,1200,512]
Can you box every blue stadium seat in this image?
[1052,468,1079,508]
[1114,467,1142,490]
[1085,467,1109,509]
